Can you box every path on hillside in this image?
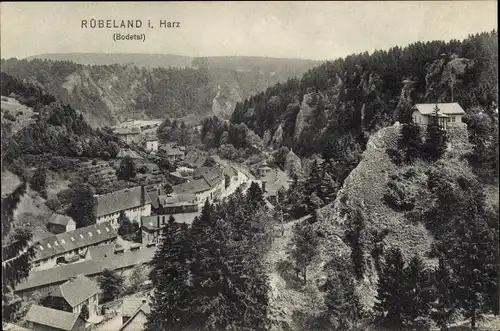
[265,215,320,331]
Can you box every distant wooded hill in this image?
[1,55,321,126]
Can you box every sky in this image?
[0,1,497,61]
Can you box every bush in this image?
[138,165,148,174]
[45,198,62,211]
[4,112,16,122]
[91,159,98,166]
[384,168,427,212]
[386,148,403,165]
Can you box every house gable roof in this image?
[48,274,99,307]
[413,103,465,115]
[25,305,82,331]
[47,214,74,227]
[95,186,152,218]
[193,167,224,187]
[34,222,117,261]
[118,302,150,331]
[16,246,156,292]
[172,178,211,195]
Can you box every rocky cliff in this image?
[1,56,320,127]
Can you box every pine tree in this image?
[401,255,434,324]
[98,269,124,303]
[246,181,265,211]
[431,257,456,331]
[30,166,47,199]
[422,105,448,161]
[67,183,96,228]
[146,223,191,331]
[116,156,136,181]
[375,248,406,327]
[290,221,320,284]
[399,123,423,163]
[322,255,362,331]
[344,207,365,280]
[2,227,36,322]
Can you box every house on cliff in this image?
[412,103,465,130]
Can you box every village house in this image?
[140,135,158,152]
[141,212,200,243]
[118,298,151,331]
[159,143,186,162]
[41,274,100,319]
[157,193,199,214]
[114,127,142,145]
[25,304,86,331]
[412,102,465,130]
[15,245,156,300]
[31,222,117,272]
[47,214,76,234]
[258,167,291,205]
[172,167,225,207]
[94,186,152,229]
[222,165,251,197]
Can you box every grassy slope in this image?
[265,122,498,330]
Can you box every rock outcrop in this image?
[212,84,243,119]
[284,149,302,176]
[293,93,314,140]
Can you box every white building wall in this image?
[97,204,151,230]
[146,141,158,151]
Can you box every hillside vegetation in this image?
[230,31,498,158]
[1,56,320,126]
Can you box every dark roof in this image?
[25,305,81,331]
[193,167,224,187]
[47,214,74,227]
[115,127,141,135]
[413,103,465,115]
[223,166,238,178]
[95,186,152,217]
[141,212,200,231]
[16,246,156,292]
[172,178,211,195]
[48,274,99,307]
[147,189,166,209]
[160,144,184,156]
[34,222,117,261]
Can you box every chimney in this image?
[140,185,145,206]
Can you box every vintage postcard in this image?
[1,2,498,331]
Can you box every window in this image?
[39,246,44,251]
[79,234,84,239]
[54,241,59,246]
[61,239,66,244]
[47,243,52,248]
[105,227,110,232]
[88,232,93,237]
[70,237,75,242]
[451,116,456,123]
[96,229,101,234]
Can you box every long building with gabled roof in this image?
[32,221,117,271]
[94,186,152,229]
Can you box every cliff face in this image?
[212,84,243,119]
[1,57,319,127]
